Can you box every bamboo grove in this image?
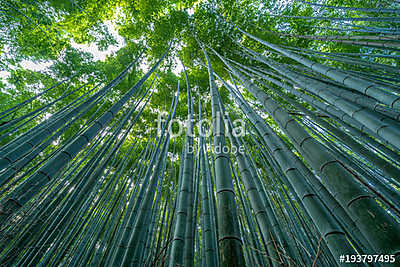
[0,0,399,266]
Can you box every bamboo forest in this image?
[1,0,400,266]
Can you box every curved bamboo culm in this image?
[238,62,399,187]
[0,82,103,187]
[182,61,196,267]
[114,76,175,267]
[219,74,359,260]
[309,24,400,36]
[168,61,195,267]
[0,47,168,226]
[237,44,400,150]
[263,29,400,49]
[229,60,400,182]
[290,49,400,76]
[262,27,400,42]
[227,63,400,230]
[294,0,400,13]
[0,75,74,121]
[238,127,303,265]
[198,88,219,267]
[121,134,172,267]
[0,55,140,168]
[108,81,179,267]
[5,71,158,266]
[221,73,371,255]
[0,79,96,145]
[282,45,400,60]
[267,13,400,22]
[201,45,246,267]
[220,99,283,267]
[210,47,400,256]
[236,27,400,110]
[199,144,219,267]
[245,65,400,169]
[249,53,400,151]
